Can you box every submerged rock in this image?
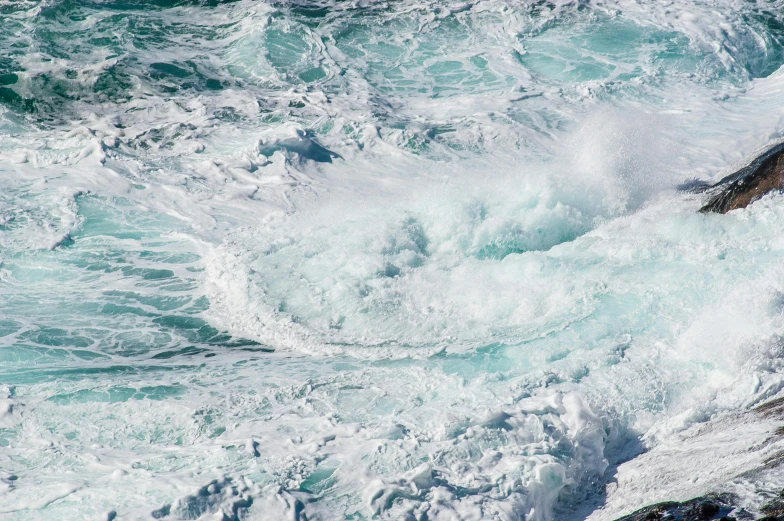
[612,393,784,521]
[699,141,784,213]
[611,491,784,521]
[614,495,736,521]
[257,125,342,164]
[759,498,784,521]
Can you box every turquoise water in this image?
[3,1,784,520]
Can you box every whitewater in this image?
[3,0,784,519]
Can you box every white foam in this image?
[4,0,784,519]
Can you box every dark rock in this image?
[700,502,722,519]
[613,490,784,521]
[758,490,784,521]
[679,178,713,193]
[755,396,784,418]
[614,495,736,521]
[699,141,784,213]
[258,129,342,163]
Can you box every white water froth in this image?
[4,0,784,520]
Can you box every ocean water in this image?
[3,0,784,519]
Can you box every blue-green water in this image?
[4,1,784,520]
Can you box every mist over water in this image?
[4,1,784,520]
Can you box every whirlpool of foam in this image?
[4,1,784,520]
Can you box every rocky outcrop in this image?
[613,495,736,521]
[758,495,784,521]
[612,492,784,521]
[699,141,784,213]
[612,392,784,521]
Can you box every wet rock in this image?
[758,491,784,521]
[257,127,341,163]
[613,490,784,521]
[755,396,784,418]
[699,141,784,213]
[614,495,736,521]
